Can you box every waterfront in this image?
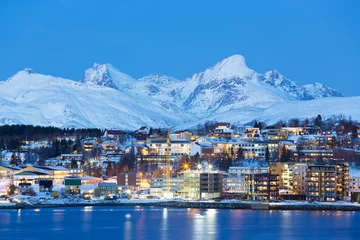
[1,206,359,240]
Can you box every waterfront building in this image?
[269,162,307,197]
[150,177,184,193]
[179,171,223,200]
[117,172,137,188]
[98,182,117,195]
[224,166,268,193]
[306,165,337,202]
[245,173,279,200]
[64,177,81,194]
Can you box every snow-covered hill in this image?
[0,69,195,129]
[0,55,354,129]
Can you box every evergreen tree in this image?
[314,115,323,127]
[280,146,290,162]
[106,163,115,176]
[70,159,78,169]
[7,184,16,196]
[265,146,270,163]
[237,147,244,160]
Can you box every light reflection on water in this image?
[0,207,360,240]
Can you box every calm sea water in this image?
[0,206,359,240]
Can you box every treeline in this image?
[196,115,359,134]
[0,124,104,151]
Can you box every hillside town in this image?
[1,116,360,207]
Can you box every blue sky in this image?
[0,0,359,96]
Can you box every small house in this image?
[64,177,81,194]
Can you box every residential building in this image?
[306,165,337,202]
[0,165,21,180]
[246,173,279,200]
[269,162,307,196]
[289,149,334,162]
[18,179,33,195]
[117,173,137,188]
[225,166,268,194]
[150,177,184,193]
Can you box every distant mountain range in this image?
[0,55,359,130]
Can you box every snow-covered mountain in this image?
[82,63,136,91]
[0,69,195,129]
[0,54,354,129]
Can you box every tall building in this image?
[245,173,279,200]
[269,162,307,196]
[224,166,268,193]
[306,165,337,202]
[335,163,349,200]
[179,171,223,200]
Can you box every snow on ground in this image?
[269,201,359,206]
[350,168,360,178]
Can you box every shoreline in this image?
[2,200,360,211]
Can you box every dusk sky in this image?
[0,0,359,96]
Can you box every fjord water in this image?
[0,206,359,240]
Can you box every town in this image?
[1,115,360,208]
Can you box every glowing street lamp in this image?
[182,161,190,171]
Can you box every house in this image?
[60,154,83,161]
[64,177,81,194]
[0,165,21,180]
[18,179,33,195]
[104,129,125,140]
[101,141,118,152]
[98,182,117,195]
[138,126,150,135]
[212,123,233,139]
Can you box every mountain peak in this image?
[222,54,247,66]
[195,54,253,82]
[22,68,37,74]
[82,63,135,90]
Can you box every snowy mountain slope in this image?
[179,56,295,118]
[0,54,354,129]
[259,70,343,100]
[0,70,195,129]
[259,96,360,124]
[135,74,182,102]
[303,83,344,98]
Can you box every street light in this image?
[182,161,190,171]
